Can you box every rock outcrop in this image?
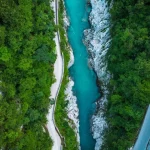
[84,0,111,149]
[63,5,80,144]
[65,77,80,143]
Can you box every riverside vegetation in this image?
[54,0,78,149]
[102,0,150,149]
[0,0,56,149]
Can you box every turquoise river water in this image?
[64,0,100,149]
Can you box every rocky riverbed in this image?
[84,0,111,149]
[63,6,80,144]
[65,77,80,143]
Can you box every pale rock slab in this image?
[84,0,111,149]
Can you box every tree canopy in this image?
[0,0,56,149]
[102,0,150,149]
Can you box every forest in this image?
[0,0,56,149]
[102,0,150,149]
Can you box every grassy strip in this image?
[54,0,78,150]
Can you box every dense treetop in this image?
[103,0,150,149]
[0,0,56,149]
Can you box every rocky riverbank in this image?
[63,4,80,144]
[84,0,111,149]
[65,77,80,143]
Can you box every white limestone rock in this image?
[84,0,111,149]
[84,0,111,83]
[64,15,70,28]
[63,4,80,144]
[65,78,80,143]
[68,49,74,69]
[62,0,70,28]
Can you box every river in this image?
[64,0,100,149]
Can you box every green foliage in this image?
[0,0,56,149]
[34,45,56,63]
[0,46,11,62]
[102,0,150,149]
[0,26,6,45]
